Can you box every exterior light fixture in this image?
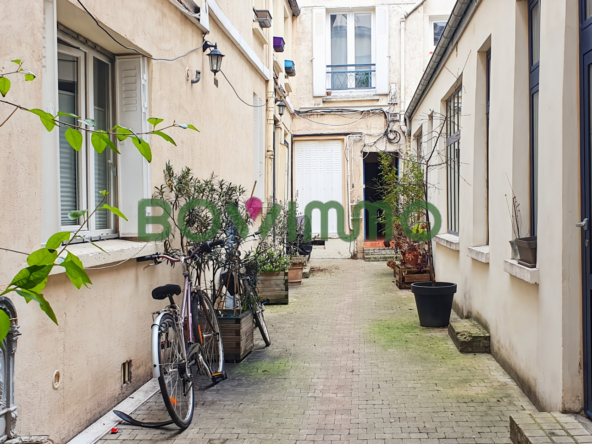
[277,100,286,116]
[203,41,225,76]
[207,48,224,75]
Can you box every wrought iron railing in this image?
[326,64,375,90]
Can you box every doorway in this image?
[363,152,398,243]
[580,0,592,417]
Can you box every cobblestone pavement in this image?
[97,259,535,444]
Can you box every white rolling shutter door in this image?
[295,140,343,235]
[115,55,150,237]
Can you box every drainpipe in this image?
[265,0,275,205]
[400,0,426,137]
[273,125,276,204]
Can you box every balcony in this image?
[326,64,375,91]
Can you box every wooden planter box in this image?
[257,271,289,304]
[393,264,432,289]
[217,309,254,362]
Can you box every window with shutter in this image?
[57,32,116,236]
[116,55,150,237]
[312,7,327,97]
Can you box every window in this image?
[57,35,115,236]
[430,16,448,49]
[446,86,462,235]
[529,0,540,236]
[327,10,374,91]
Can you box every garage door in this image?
[295,140,343,235]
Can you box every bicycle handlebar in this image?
[136,239,226,264]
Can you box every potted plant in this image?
[378,126,457,327]
[256,248,290,304]
[506,188,537,267]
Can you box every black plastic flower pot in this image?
[514,236,537,267]
[411,282,457,328]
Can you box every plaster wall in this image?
[0,0,271,440]
[409,0,582,412]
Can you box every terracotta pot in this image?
[404,251,420,266]
[288,264,304,286]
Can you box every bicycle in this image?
[218,233,271,346]
[136,240,227,429]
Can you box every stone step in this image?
[510,413,592,444]
[448,318,490,353]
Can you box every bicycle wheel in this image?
[154,313,194,428]
[192,291,224,380]
[244,282,271,346]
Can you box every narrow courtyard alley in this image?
[96,260,535,444]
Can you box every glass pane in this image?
[587,0,592,20]
[531,2,540,66]
[433,22,446,46]
[94,58,111,230]
[58,53,79,227]
[532,91,539,236]
[330,14,347,89]
[355,13,371,88]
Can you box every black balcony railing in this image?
[326,64,375,90]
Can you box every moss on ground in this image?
[232,357,293,378]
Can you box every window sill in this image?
[503,259,539,284]
[252,22,268,45]
[434,234,460,251]
[468,245,489,263]
[322,93,380,103]
[48,240,162,276]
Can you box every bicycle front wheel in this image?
[244,282,271,347]
[192,291,224,380]
[154,313,194,428]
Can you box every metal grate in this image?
[326,64,375,90]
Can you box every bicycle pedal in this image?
[211,371,228,383]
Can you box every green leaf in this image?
[10,265,53,290]
[0,310,11,343]
[152,130,176,146]
[132,137,152,162]
[68,209,87,220]
[27,248,58,266]
[11,59,21,65]
[57,111,80,119]
[46,231,71,250]
[100,204,128,221]
[91,242,109,254]
[91,131,118,154]
[25,74,35,81]
[80,119,95,126]
[115,126,133,141]
[100,190,108,196]
[16,290,58,325]
[59,253,91,289]
[0,77,11,97]
[28,108,56,132]
[65,128,83,151]
[187,124,199,132]
[147,117,164,127]
[28,278,48,294]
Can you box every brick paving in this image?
[97,259,535,444]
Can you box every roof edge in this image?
[405,0,476,122]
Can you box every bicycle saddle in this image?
[152,284,182,300]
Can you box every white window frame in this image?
[430,16,448,51]
[57,31,116,238]
[325,8,376,94]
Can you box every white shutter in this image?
[115,55,150,237]
[375,5,389,95]
[200,0,209,31]
[312,7,326,97]
[295,140,343,235]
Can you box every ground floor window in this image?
[446,86,462,235]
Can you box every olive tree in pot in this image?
[402,116,457,328]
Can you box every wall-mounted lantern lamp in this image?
[203,41,225,75]
[276,99,286,116]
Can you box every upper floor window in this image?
[326,10,374,91]
[430,17,448,49]
[57,34,116,235]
